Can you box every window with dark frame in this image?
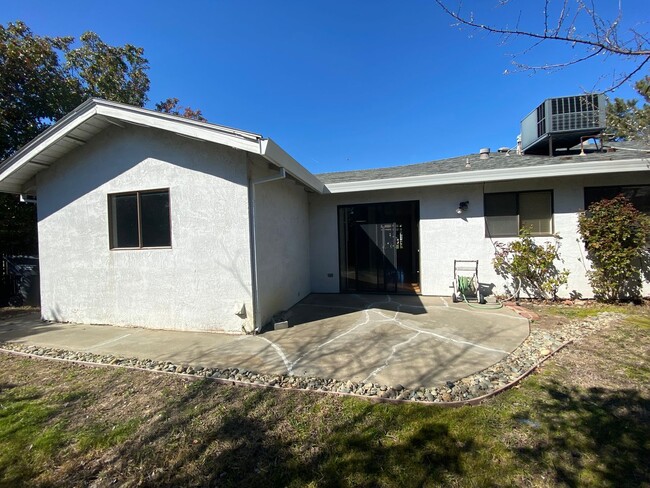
[485,190,553,237]
[109,189,171,249]
[584,185,650,214]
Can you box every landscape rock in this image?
[0,312,622,404]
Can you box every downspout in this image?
[248,163,287,333]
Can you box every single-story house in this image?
[0,97,648,333]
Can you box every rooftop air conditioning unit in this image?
[520,93,606,155]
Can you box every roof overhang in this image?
[0,98,326,195]
[323,157,650,194]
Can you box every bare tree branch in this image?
[435,0,649,92]
[436,0,649,56]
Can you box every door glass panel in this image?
[338,201,418,293]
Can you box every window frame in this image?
[584,185,650,214]
[484,189,554,238]
[108,188,172,250]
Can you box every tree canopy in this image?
[155,97,207,122]
[606,76,650,143]
[0,21,204,257]
[0,21,151,160]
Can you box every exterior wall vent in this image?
[520,93,606,155]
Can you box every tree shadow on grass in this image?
[511,380,650,487]
[91,380,476,487]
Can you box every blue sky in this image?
[1,1,647,173]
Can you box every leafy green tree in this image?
[66,32,149,106]
[606,76,650,143]
[0,21,80,160]
[0,21,151,257]
[578,195,650,302]
[0,195,37,256]
[155,97,206,121]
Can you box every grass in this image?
[533,303,624,320]
[0,312,648,487]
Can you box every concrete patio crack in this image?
[375,304,508,354]
[256,336,293,374]
[362,331,422,383]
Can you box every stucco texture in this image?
[308,171,650,299]
[252,162,311,327]
[37,125,254,333]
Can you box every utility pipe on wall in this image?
[248,166,287,333]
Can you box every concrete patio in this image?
[0,294,529,388]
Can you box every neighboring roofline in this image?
[0,98,326,194]
[323,157,650,194]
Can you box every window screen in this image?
[140,191,171,247]
[110,194,139,248]
[485,193,518,237]
[485,191,553,237]
[520,191,552,235]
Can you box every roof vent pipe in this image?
[479,148,490,160]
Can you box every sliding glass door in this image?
[338,201,419,293]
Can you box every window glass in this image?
[520,191,552,235]
[585,185,650,214]
[486,216,520,237]
[109,190,171,249]
[485,193,518,237]
[485,193,517,216]
[485,191,553,237]
[140,191,171,247]
[110,194,139,248]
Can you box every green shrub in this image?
[492,229,569,300]
[577,195,650,302]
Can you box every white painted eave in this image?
[323,158,650,194]
[259,139,326,194]
[94,101,262,152]
[1,98,322,194]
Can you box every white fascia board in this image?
[95,104,262,153]
[0,101,98,192]
[324,158,650,194]
[260,139,326,194]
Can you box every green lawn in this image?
[1,312,648,487]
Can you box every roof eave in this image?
[323,158,650,194]
[0,99,99,194]
[0,99,328,195]
[260,139,326,194]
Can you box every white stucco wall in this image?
[309,171,650,299]
[37,125,254,333]
[253,164,311,326]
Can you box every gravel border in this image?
[0,312,622,405]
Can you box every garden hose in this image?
[457,275,475,296]
[457,275,503,310]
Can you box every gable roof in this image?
[318,145,650,193]
[0,98,326,195]
[2,99,649,198]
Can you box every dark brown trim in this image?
[108,188,172,250]
[484,189,554,238]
